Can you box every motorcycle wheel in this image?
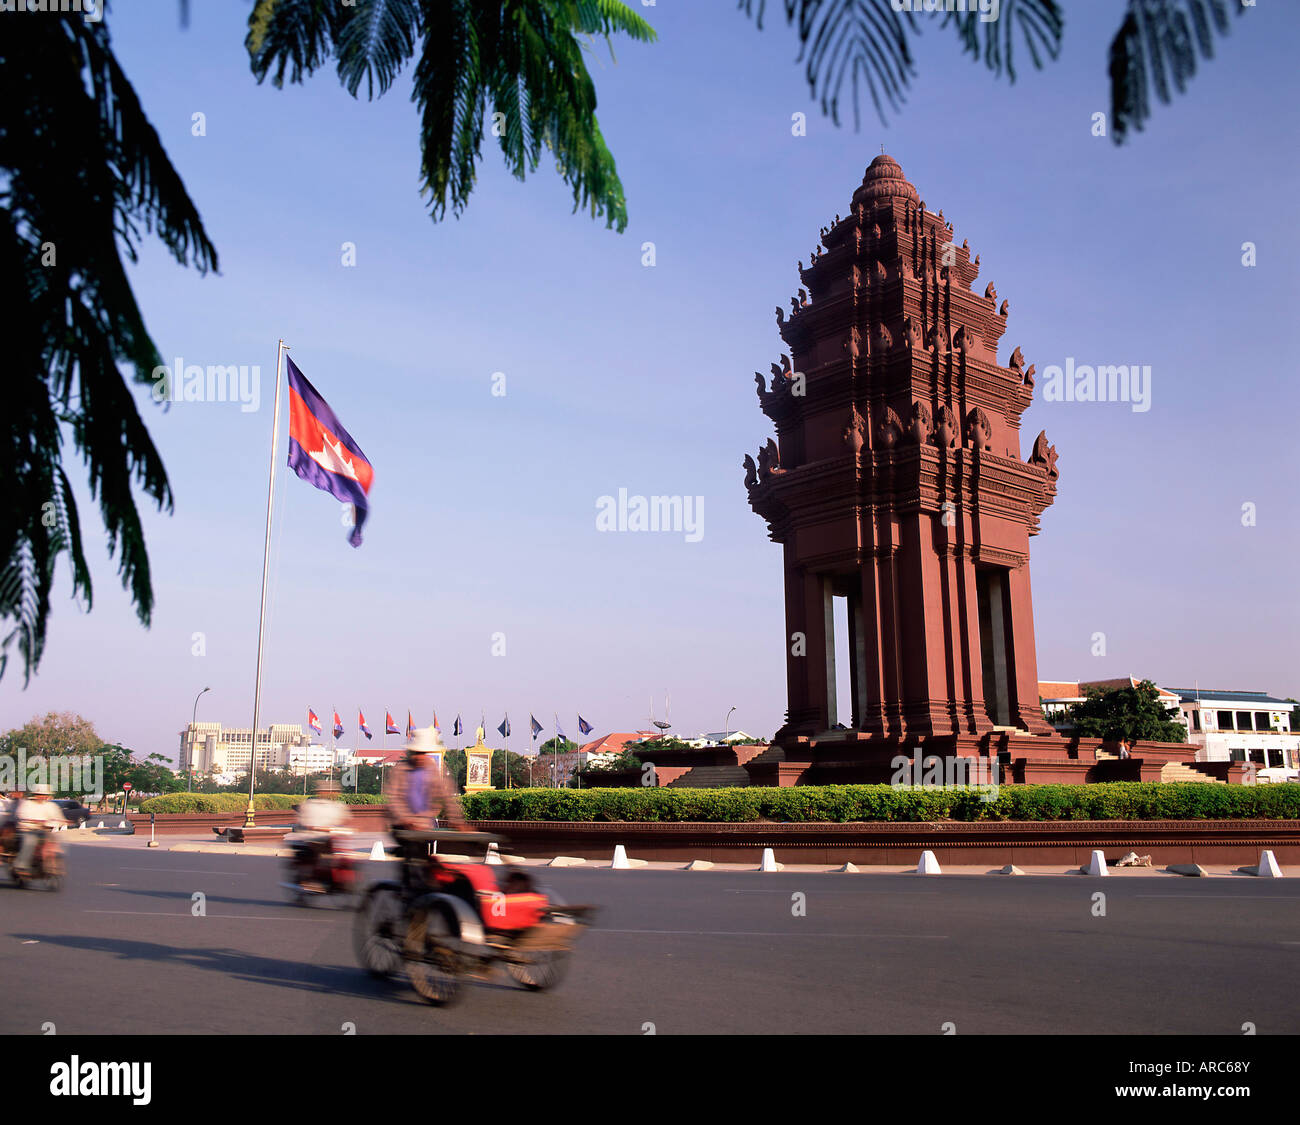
[506,950,570,992]
[353,882,405,979]
[403,899,462,1006]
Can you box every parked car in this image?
[53,798,93,827]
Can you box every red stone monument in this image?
[744,155,1208,785]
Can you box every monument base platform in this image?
[744,731,1230,786]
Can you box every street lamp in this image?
[724,706,736,741]
[190,687,211,792]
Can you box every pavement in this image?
[58,829,1296,876]
[3,841,1298,1034]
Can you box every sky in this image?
[3,0,1298,763]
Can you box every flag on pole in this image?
[358,710,373,741]
[453,715,463,738]
[285,356,374,547]
[307,708,322,737]
[385,711,399,736]
[406,711,415,740]
[555,715,566,741]
[498,716,511,738]
[530,714,543,740]
[332,711,344,739]
[432,710,440,732]
[578,715,593,736]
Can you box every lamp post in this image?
[724,706,736,742]
[190,687,211,792]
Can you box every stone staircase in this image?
[1161,761,1226,784]
[666,765,753,788]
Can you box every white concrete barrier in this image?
[612,844,631,869]
[1084,849,1108,877]
[684,859,713,871]
[368,840,385,861]
[835,862,860,873]
[1257,850,1284,878]
[548,856,585,867]
[916,850,942,875]
[759,848,783,872]
[485,841,502,865]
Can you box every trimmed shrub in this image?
[461,783,1300,824]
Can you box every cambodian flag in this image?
[406,711,415,740]
[578,715,593,735]
[530,714,543,739]
[307,708,322,736]
[285,356,374,547]
[333,711,344,739]
[385,711,399,736]
[453,715,462,737]
[359,710,373,741]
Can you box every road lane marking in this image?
[120,868,250,875]
[83,910,325,921]
[593,928,948,938]
[724,889,940,895]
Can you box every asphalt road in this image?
[2,847,1297,1035]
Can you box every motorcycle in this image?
[281,827,357,907]
[1,825,65,891]
[354,828,596,1006]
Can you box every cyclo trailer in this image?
[354,828,596,1005]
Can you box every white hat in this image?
[407,726,447,755]
[30,784,54,796]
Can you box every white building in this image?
[1167,689,1299,782]
[686,730,759,747]
[178,722,313,775]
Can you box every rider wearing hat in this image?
[12,785,66,878]
[292,779,351,889]
[388,726,465,833]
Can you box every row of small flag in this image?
[306,708,595,744]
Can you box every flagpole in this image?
[245,339,287,828]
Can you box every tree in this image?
[537,737,579,755]
[3,711,103,756]
[739,0,1252,144]
[1,11,218,683]
[1062,680,1188,744]
[245,0,657,231]
[491,749,531,789]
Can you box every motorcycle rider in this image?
[388,726,466,834]
[13,784,67,878]
[292,779,350,890]
[0,789,22,857]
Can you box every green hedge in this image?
[139,793,384,814]
[461,783,1300,823]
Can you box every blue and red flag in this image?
[359,710,373,741]
[307,708,322,736]
[432,710,440,732]
[385,711,399,736]
[333,710,344,739]
[285,356,374,547]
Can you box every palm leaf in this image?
[739,0,1065,126]
[1108,0,1249,143]
[335,0,423,100]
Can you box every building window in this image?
[1217,711,1234,730]
[1267,748,1283,768]
[1191,711,1201,731]
[1236,712,1254,731]
[1248,749,1265,764]
[1229,748,1246,762]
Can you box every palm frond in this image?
[247,0,344,87]
[737,0,1063,127]
[1108,0,1249,143]
[336,0,423,100]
